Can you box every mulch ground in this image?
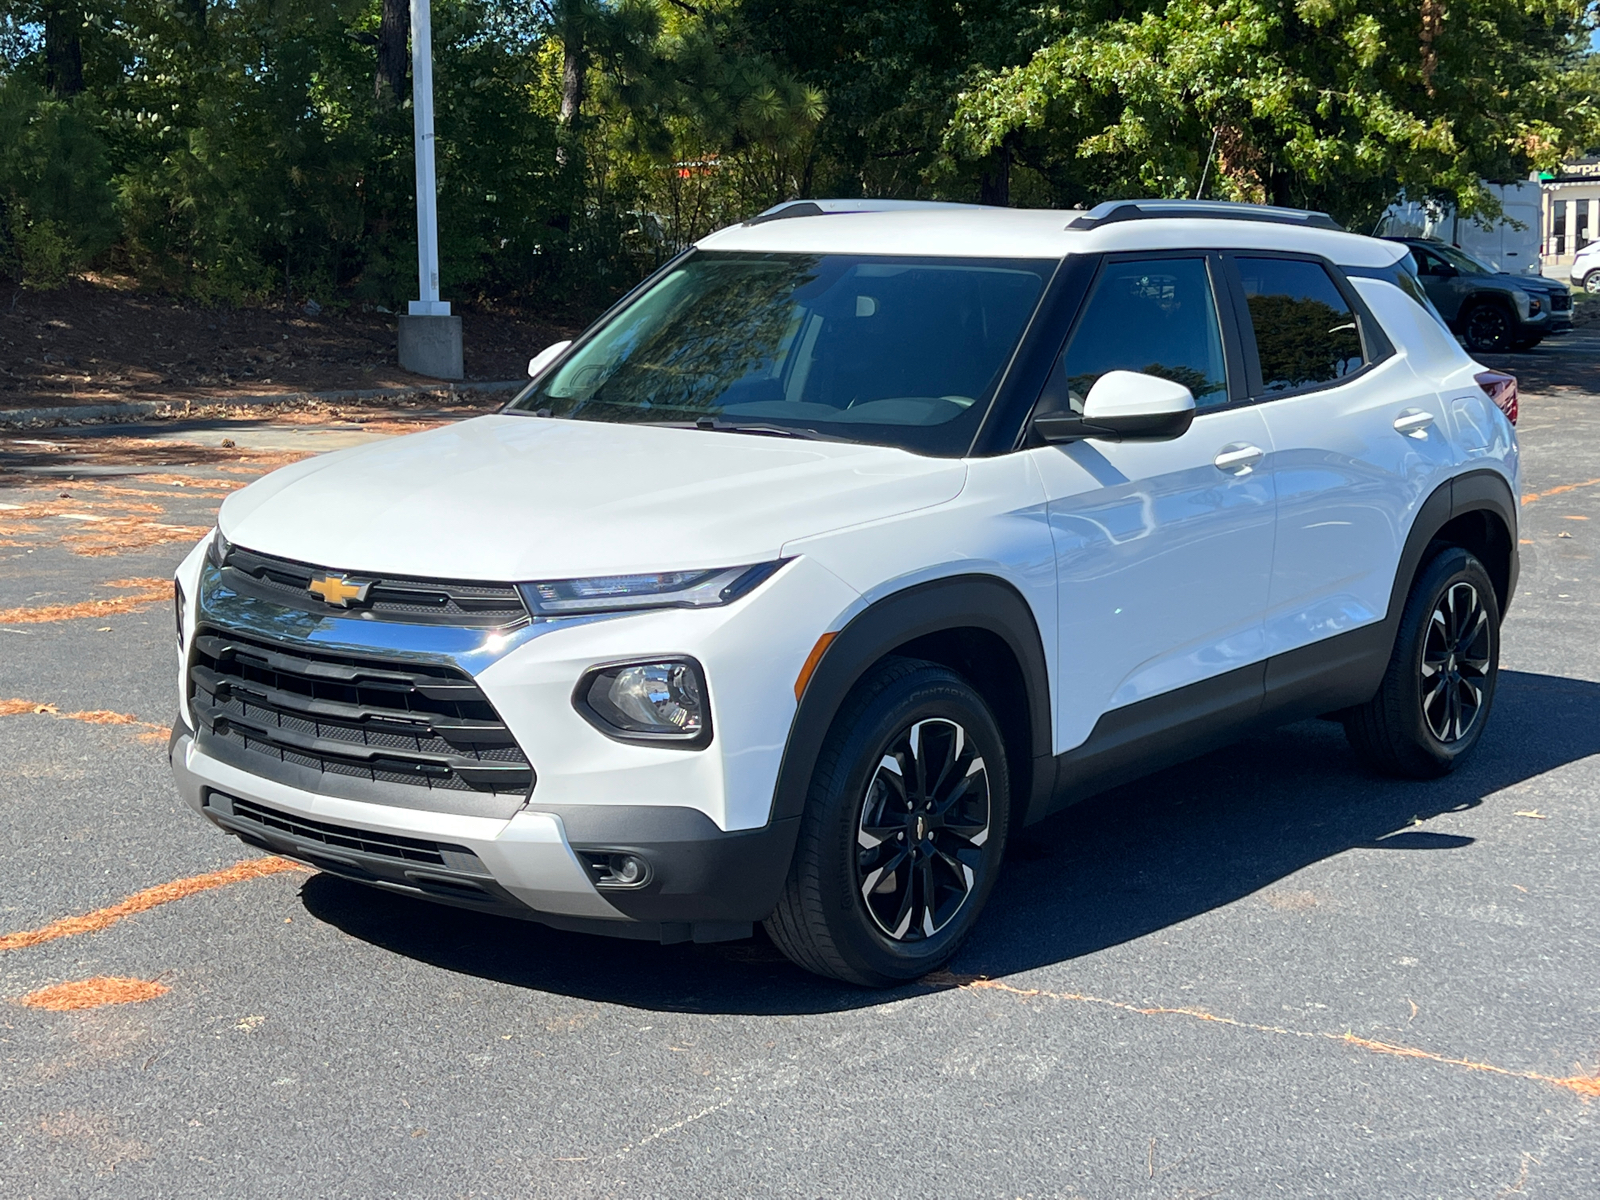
[0,278,589,411]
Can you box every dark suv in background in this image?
[1386,236,1569,351]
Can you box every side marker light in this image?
[794,632,838,701]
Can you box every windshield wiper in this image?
[642,418,835,441]
[699,417,834,440]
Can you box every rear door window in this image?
[1235,257,1366,395]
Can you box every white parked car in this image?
[170,199,1520,986]
[1571,240,1600,293]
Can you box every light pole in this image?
[397,0,463,380]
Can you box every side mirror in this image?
[1033,370,1196,444]
[527,340,573,379]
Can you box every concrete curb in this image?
[0,379,526,430]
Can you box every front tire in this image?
[1463,303,1514,352]
[1343,547,1501,778]
[764,658,1010,986]
[1584,271,1600,295]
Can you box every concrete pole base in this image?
[398,314,464,380]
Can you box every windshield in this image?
[1428,243,1498,275]
[508,252,1054,456]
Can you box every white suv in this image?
[1571,240,1600,294]
[170,199,1520,986]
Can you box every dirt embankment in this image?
[0,279,588,411]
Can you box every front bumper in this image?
[171,720,798,943]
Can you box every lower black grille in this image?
[222,544,529,628]
[228,797,479,869]
[1551,292,1571,312]
[189,626,533,795]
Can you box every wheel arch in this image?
[768,575,1052,834]
[1385,469,1518,651]
[1437,469,1518,614]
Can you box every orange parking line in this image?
[18,977,170,1011]
[927,972,1600,1100]
[0,858,307,952]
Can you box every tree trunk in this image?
[43,3,85,98]
[1270,168,1294,209]
[558,20,586,145]
[376,0,410,110]
[551,10,587,233]
[978,137,1012,207]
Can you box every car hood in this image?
[218,414,967,580]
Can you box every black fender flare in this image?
[766,574,1053,826]
[1377,467,1518,663]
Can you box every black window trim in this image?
[981,252,1101,455]
[1222,250,1395,404]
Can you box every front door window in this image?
[1039,257,1229,417]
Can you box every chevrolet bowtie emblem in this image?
[307,574,373,607]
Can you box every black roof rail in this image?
[1068,199,1344,233]
[743,199,978,226]
[746,201,826,225]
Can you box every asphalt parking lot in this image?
[2,339,1598,1200]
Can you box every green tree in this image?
[741,0,1042,202]
[947,0,1600,228]
[0,75,115,284]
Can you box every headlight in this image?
[575,658,711,747]
[520,561,782,617]
[206,529,231,569]
[1528,296,1542,315]
[174,579,186,647]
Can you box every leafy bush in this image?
[0,77,116,287]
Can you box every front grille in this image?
[222,544,528,628]
[227,796,480,868]
[1550,292,1571,312]
[189,626,533,794]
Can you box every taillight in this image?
[1475,369,1517,426]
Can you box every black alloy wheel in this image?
[856,718,991,942]
[1463,303,1514,353]
[1419,580,1493,745]
[764,658,1010,986]
[1343,547,1501,778]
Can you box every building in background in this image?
[1541,157,1600,277]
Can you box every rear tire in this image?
[1584,271,1600,295]
[1343,548,1500,778]
[764,658,1010,986]
[1463,303,1514,353]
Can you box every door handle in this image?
[1394,409,1435,438]
[1214,443,1265,475]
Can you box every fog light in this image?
[579,850,653,889]
[609,854,647,886]
[575,658,712,747]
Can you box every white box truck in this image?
[1378,181,1543,276]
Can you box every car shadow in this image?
[299,669,1600,1015]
